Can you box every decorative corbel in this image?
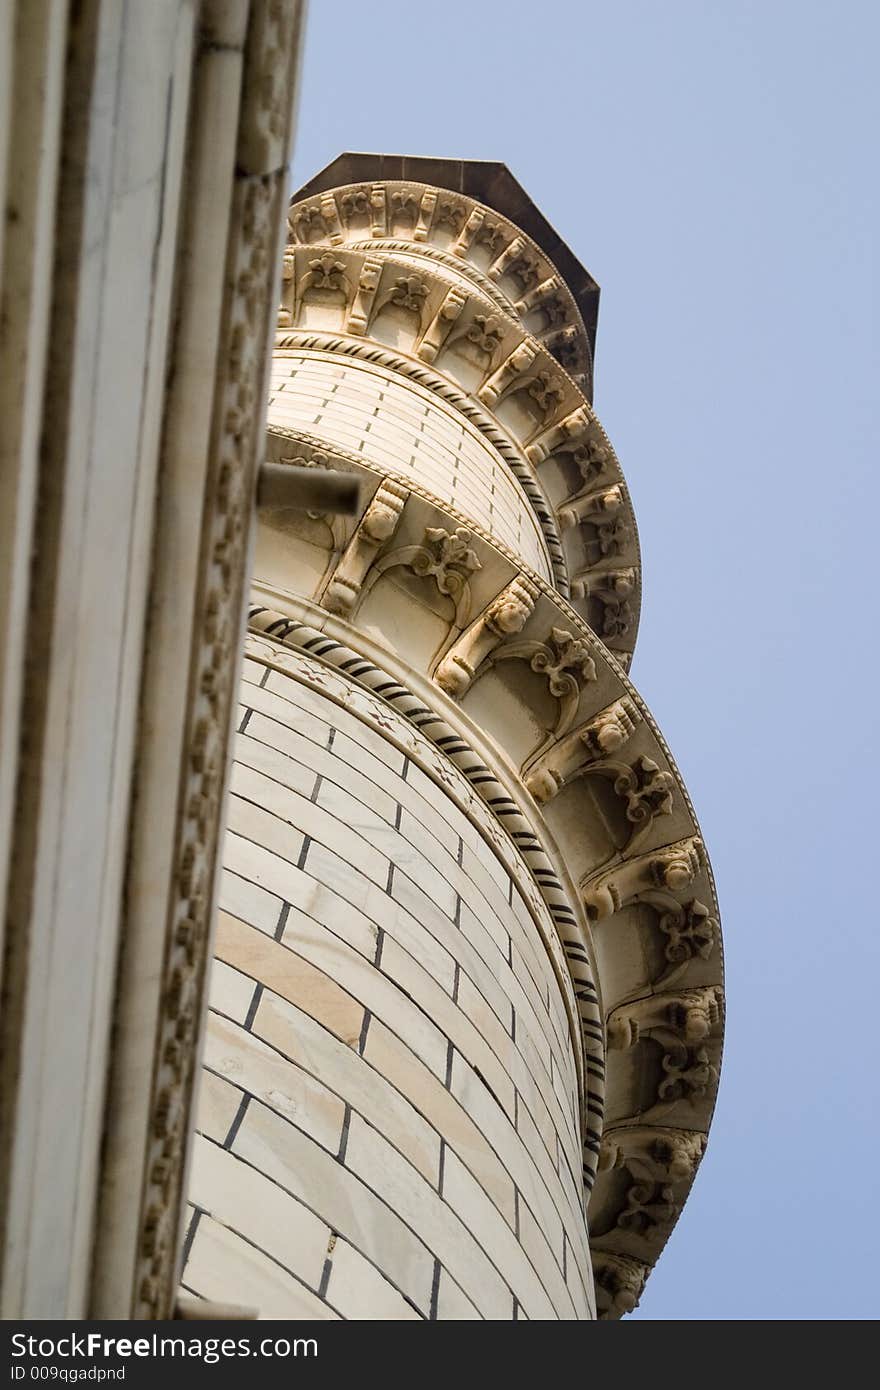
[487,235,526,282]
[434,576,539,697]
[514,275,564,317]
[346,258,383,335]
[451,205,484,257]
[606,987,724,1052]
[572,435,615,487]
[572,567,638,642]
[296,250,351,305]
[542,323,580,357]
[445,312,505,365]
[390,188,419,226]
[477,342,537,408]
[508,249,541,292]
[525,406,591,466]
[339,187,370,226]
[414,189,437,241]
[571,565,637,604]
[318,193,344,244]
[606,988,721,1115]
[598,1127,706,1186]
[519,370,566,422]
[581,836,706,923]
[558,483,624,532]
[524,697,641,804]
[475,218,507,257]
[290,202,326,244]
[416,287,469,363]
[322,478,409,617]
[655,898,719,977]
[434,198,466,235]
[593,1251,649,1319]
[369,525,482,628]
[375,273,430,331]
[369,183,387,237]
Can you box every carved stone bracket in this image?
[558,483,624,532]
[606,986,722,1115]
[593,1251,649,1319]
[581,835,707,924]
[570,566,638,620]
[434,576,539,697]
[476,342,537,408]
[514,274,565,317]
[346,257,383,335]
[525,406,590,466]
[297,250,351,302]
[374,272,430,330]
[607,986,724,1052]
[323,478,409,616]
[523,697,641,805]
[416,286,469,364]
[369,183,387,236]
[451,205,484,257]
[598,1126,706,1185]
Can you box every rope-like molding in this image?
[245,605,607,1188]
[276,331,573,597]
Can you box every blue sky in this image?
[291,1,879,1319]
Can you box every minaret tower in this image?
[182,155,724,1320]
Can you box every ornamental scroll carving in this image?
[606,987,724,1051]
[477,625,598,753]
[526,732,673,845]
[373,273,431,331]
[368,525,483,628]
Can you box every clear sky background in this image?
[291,1,879,1319]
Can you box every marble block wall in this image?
[182,652,594,1320]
